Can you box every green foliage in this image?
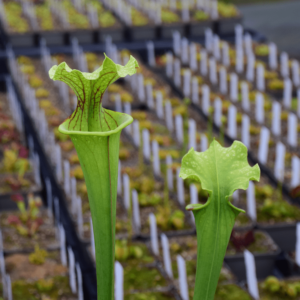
[218,2,239,17]
[180,140,260,300]
[29,245,48,265]
[49,55,137,300]
[194,11,209,21]
[261,276,300,299]
[7,194,43,237]
[255,44,269,56]
[214,284,251,300]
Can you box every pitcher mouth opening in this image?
[58,110,133,137]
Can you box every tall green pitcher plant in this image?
[49,55,138,300]
[180,140,260,300]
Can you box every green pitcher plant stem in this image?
[180,139,260,300]
[49,55,139,300]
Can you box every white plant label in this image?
[230,73,238,102]
[189,43,197,71]
[214,97,222,127]
[227,105,237,139]
[246,53,255,82]
[244,33,252,56]
[152,140,161,177]
[114,93,122,113]
[296,223,300,267]
[137,74,145,102]
[149,213,159,255]
[188,119,196,150]
[114,261,124,300]
[173,31,181,56]
[142,129,151,160]
[209,57,217,85]
[219,66,227,95]
[166,155,174,191]
[133,120,140,147]
[200,134,208,152]
[156,91,164,119]
[241,82,250,111]
[283,78,292,108]
[181,37,189,64]
[235,46,244,73]
[76,264,84,300]
[165,101,174,132]
[146,83,154,109]
[45,178,53,218]
[292,60,300,86]
[255,92,264,124]
[59,224,67,266]
[256,64,265,92]
[244,250,260,300]
[288,113,297,148]
[280,52,289,78]
[200,49,208,76]
[68,247,77,293]
[117,160,122,196]
[222,42,230,67]
[63,160,70,196]
[71,177,77,215]
[213,35,220,60]
[258,127,270,164]
[183,69,191,98]
[161,234,173,278]
[291,156,300,188]
[190,184,198,204]
[166,52,173,77]
[147,41,156,67]
[269,42,277,70]
[205,28,213,52]
[176,168,185,206]
[272,101,281,136]
[202,84,210,116]
[174,58,181,88]
[177,255,189,300]
[298,89,300,118]
[123,174,130,210]
[242,115,250,149]
[175,114,184,144]
[246,181,257,221]
[132,189,141,233]
[77,196,83,238]
[191,76,199,104]
[274,142,286,182]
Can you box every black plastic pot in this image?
[188,20,213,38]
[159,23,186,39]
[128,25,157,41]
[257,223,296,253]
[98,27,124,43]
[217,15,243,36]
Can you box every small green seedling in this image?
[180,139,260,300]
[49,55,138,300]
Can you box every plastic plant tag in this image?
[213,35,220,60]
[165,101,174,132]
[77,196,83,238]
[247,181,257,221]
[71,177,77,214]
[200,49,208,76]
[205,28,213,52]
[146,83,154,109]
[191,77,199,104]
[244,33,252,56]
[283,78,292,108]
[230,73,238,102]
[114,261,124,300]
[152,140,161,177]
[183,69,191,98]
[222,42,230,67]
[59,224,67,266]
[177,168,185,206]
[235,47,244,73]
[132,189,141,233]
[161,233,173,278]
[200,134,208,152]
[166,155,174,191]
[280,52,289,78]
[291,156,300,188]
[137,74,145,102]
[258,127,270,164]
[181,38,189,64]
[173,31,181,56]
[156,91,164,119]
[209,57,217,85]
[49,55,138,300]
[147,41,156,67]
[292,60,300,86]
[166,52,173,77]
[214,97,222,127]
[45,178,53,218]
[133,120,140,147]
[255,92,264,124]
[296,223,300,267]
[175,114,184,144]
[242,115,250,149]
[244,250,260,300]
[246,53,255,82]
[190,43,197,71]
[177,255,189,300]
[149,213,159,255]
[114,94,122,113]
[269,43,277,70]
[123,174,130,210]
[63,160,70,195]
[256,64,265,92]
[219,66,227,94]
[180,140,260,300]
[190,184,198,205]
[227,105,237,139]
[188,119,197,150]
[241,82,250,111]
[272,102,281,136]
[76,263,84,300]
[288,113,297,148]
[202,85,210,116]
[68,247,77,293]
[274,142,286,182]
